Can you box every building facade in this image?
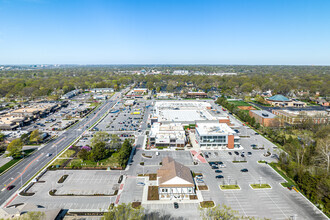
[157,157,195,200]
[195,122,240,149]
[149,123,186,148]
[249,110,279,127]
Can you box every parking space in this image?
[142,151,194,166]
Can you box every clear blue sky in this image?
[0,0,330,65]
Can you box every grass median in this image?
[250,184,271,189]
[220,185,240,190]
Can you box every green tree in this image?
[102,203,144,220]
[91,131,110,147]
[199,204,261,220]
[89,142,108,162]
[78,148,89,161]
[7,138,23,157]
[30,129,42,144]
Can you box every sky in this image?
[0,0,330,65]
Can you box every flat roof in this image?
[196,122,234,136]
[250,110,276,119]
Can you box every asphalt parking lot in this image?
[95,101,146,132]
[142,151,194,166]
[11,170,121,211]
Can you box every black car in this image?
[241,168,248,172]
[228,152,232,155]
[255,132,259,135]
[211,166,219,169]
[216,175,224,179]
[205,154,209,158]
[6,185,15,190]
[217,161,223,165]
[248,152,252,155]
[174,202,179,209]
[215,170,222,173]
[241,154,245,157]
[234,151,239,155]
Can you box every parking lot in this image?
[11,170,121,211]
[95,100,146,132]
[142,151,194,166]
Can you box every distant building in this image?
[249,110,279,127]
[124,100,135,106]
[186,92,208,99]
[149,123,186,148]
[195,122,240,149]
[272,109,329,125]
[157,157,195,200]
[61,89,80,100]
[156,93,174,99]
[173,70,189,75]
[266,95,307,107]
[89,88,114,93]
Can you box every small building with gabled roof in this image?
[157,157,195,200]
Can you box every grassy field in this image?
[220,185,240,190]
[60,149,76,158]
[0,158,20,174]
[250,184,271,189]
[228,100,251,106]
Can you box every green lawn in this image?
[250,184,271,189]
[60,149,76,158]
[0,158,20,173]
[220,185,240,190]
[0,149,36,174]
[228,101,251,106]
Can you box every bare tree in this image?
[314,136,330,173]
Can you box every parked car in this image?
[248,152,252,156]
[6,185,15,190]
[219,164,226,168]
[228,152,232,155]
[240,169,248,172]
[241,154,245,157]
[234,151,239,155]
[174,202,179,209]
[205,155,209,158]
[136,182,145,186]
[215,170,222,173]
[211,166,219,169]
[216,175,224,179]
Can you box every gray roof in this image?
[250,110,276,118]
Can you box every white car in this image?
[136,182,145,186]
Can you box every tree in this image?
[0,133,5,142]
[102,203,144,220]
[89,142,108,162]
[30,129,42,144]
[199,204,260,220]
[12,211,45,220]
[314,136,330,173]
[91,131,110,147]
[78,148,89,161]
[7,138,23,157]
[117,139,132,167]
